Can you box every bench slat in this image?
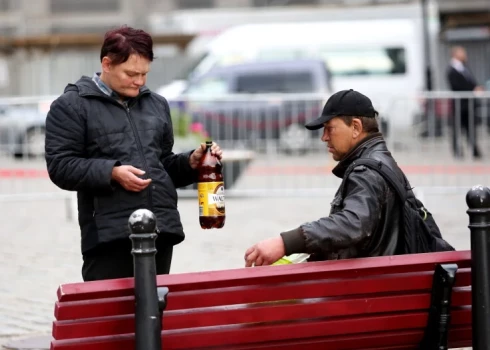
[51,310,471,350]
[52,288,471,340]
[205,326,472,350]
[57,251,471,302]
[54,268,471,321]
[165,268,471,311]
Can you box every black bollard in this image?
[129,209,162,350]
[466,185,490,350]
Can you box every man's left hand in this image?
[244,237,286,267]
[189,142,223,169]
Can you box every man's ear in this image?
[101,57,112,73]
[352,118,363,138]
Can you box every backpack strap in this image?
[347,158,409,203]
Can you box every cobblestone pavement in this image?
[0,145,486,349]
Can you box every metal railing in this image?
[0,92,488,220]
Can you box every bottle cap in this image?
[205,140,212,147]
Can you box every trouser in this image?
[81,238,173,282]
[451,112,481,158]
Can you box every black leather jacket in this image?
[281,133,403,260]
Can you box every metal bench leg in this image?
[158,287,170,316]
[419,263,458,350]
[157,286,169,349]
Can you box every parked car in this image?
[0,100,50,158]
[169,59,333,153]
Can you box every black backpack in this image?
[345,158,455,254]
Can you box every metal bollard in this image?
[129,209,162,350]
[466,185,490,350]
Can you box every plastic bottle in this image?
[198,140,225,229]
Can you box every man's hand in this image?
[112,165,151,192]
[189,142,223,169]
[244,237,286,267]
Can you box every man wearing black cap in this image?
[244,89,406,266]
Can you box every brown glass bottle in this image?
[198,140,225,229]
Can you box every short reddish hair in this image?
[100,26,154,65]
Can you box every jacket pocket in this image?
[93,192,120,216]
[149,167,178,209]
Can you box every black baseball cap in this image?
[305,89,378,130]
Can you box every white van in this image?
[192,23,429,128]
[158,3,440,130]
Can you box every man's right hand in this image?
[111,165,151,192]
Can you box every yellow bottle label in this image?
[198,181,225,217]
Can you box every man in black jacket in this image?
[45,26,222,281]
[446,46,483,159]
[244,89,405,266]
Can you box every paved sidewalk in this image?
[0,143,484,349]
[0,192,474,347]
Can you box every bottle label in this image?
[198,182,225,217]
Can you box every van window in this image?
[235,71,315,93]
[321,47,406,76]
[188,47,406,82]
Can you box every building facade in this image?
[0,0,489,95]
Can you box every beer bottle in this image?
[198,140,225,229]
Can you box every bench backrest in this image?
[51,251,472,350]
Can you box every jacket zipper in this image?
[80,90,157,224]
[124,104,154,214]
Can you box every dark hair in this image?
[340,115,380,134]
[100,26,154,65]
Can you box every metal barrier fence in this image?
[0,92,488,218]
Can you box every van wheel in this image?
[278,123,311,155]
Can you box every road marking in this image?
[0,163,489,179]
[245,164,490,176]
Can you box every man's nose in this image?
[321,131,329,142]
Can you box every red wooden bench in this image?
[50,250,472,350]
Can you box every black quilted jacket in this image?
[45,76,198,253]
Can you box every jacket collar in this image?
[332,132,385,178]
[65,76,150,102]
